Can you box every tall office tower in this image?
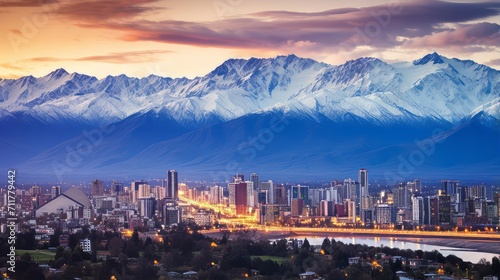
[250,173,259,190]
[139,197,156,219]
[260,180,274,205]
[233,174,245,183]
[228,183,236,205]
[31,185,41,196]
[423,196,438,226]
[414,179,421,193]
[163,199,181,226]
[346,199,356,223]
[469,185,486,199]
[274,185,287,205]
[209,186,224,204]
[496,193,500,224]
[412,195,424,225]
[358,169,368,209]
[245,181,254,207]
[291,198,304,217]
[455,186,467,214]
[393,183,411,208]
[131,180,147,191]
[340,179,356,208]
[167,170,178,200]
[438,190,451,225]
[329,181,341,204]
[91,179,105,196]
[154,186,166,199]
[234,182,248,215]
[319,200,329,216]
[111,181,123,196]
[293,185,310,202]
[51,186,61,199]
[441,180,459,196]
[138,183,151,198]
[376,204,394,225]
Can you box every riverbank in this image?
[201,229,500,257]
[397,237,500,257]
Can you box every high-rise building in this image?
[51,186,61,199]
[291,198,304,217]
[234,182,247,215]
[154,186,166,199]
[260,204,279,224]
[131,180,147,191]
[438,190,451,225]
[376,204,395,225]
[274,185,287,205]
[292,185,309,205]
[163,200,181,226]
[359,169,368,209]
[31,185,41,196]
[414,178,421,193]
[469,185,486,199]
[209,186,224,204]
[245,181,254,208]
[260,180,274,205]
[139,197,156,219]
[412,195,424,225]
[496,193,500,225]
[393,183,411,208]
[343,179,356,202]
[346,199,356,223]
[441,180,459,197]
[423,196,438,226]
[91,179,105,196]
[233,174,245,183]
[167,170,178,200]
[319,200,329,216]
[138,183,151,199]
[111,181,123,196]
[250,173,259,190]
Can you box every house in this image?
[348,257,361,265]
[299,271,316,280]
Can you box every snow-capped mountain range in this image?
[0,53,498,182]
[1,52,498,125]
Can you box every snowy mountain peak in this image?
[0,53,498,125]
[413,52,445,65]
[45,68,70,80]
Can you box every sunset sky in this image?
[1,0,499,79]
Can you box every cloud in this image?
[0,0,57,8]
[23,50,172,64]
[55,0,161,22]
[403,22,500,49]
[66,0,499,55]
[488,58,500,67]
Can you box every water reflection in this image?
[293,236,499,264]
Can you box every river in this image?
[292,236,499,264]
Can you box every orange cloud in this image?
[23,50,172,64]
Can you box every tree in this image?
[108,236,124,257]
[492,256,500,276]
[125,239,140,258]
[302,238,311,251]
[322,237,332,254]
[54,246,65,261]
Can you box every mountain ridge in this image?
[1,53,498,182]
[1,53,498,126]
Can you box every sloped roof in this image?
[63,187,91,208]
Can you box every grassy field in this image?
[251,255,288,264]
[16,250,56,262]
